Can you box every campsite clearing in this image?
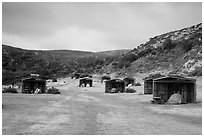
[2,76,202,135]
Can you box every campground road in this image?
[2,78,202,135]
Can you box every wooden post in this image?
[21,80,24,93]
[194,83,196,103]
[152,80,155,97]
[144,81,146,94]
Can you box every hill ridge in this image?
[103,23,202,77]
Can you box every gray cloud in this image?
[2,2,202,51]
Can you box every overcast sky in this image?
[2,2,202,52]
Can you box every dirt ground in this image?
[2,76,202,135]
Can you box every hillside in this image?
[2,45,129,84]
[47,49,129,73]
[2,23,201,84]
[103,23,202,77]
[2,45,70,84]
[47,50,93,67]
[96,49,129,57]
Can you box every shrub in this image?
[137,50,146,59]
[2,88,18,93]
[181,40,194,52]
[151,50,157,55]
[182,70,189,74]
[168,69,179,75]
[125,88,136,93]
[189,67,202,76]
[134,82,142,86]
[138,92,144,95]
[46,87,60,94]
[163,39,177,50]
[122,53,137,62]
[149,38,156,44]
[144,72,165,80]
[117,61,131,69]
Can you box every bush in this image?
[125,88,136,93]
[168,69,179,75]
[151,50,157,55]
[2,88,18,93]
[181,40,194,52]
[189,67,202,76]
[163,39,177,50]
[46,87,60,94]
[149,38,156,44]
[144,72,165,80]
[136,50,146,59]
[117,61,131,69]
[122,53,137,62]
[138,92,144,95]
[134,82,142,86]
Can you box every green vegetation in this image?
[2,88,18,93]
[111,24,201,76]
[2,23,202,84]
[125,88,136,93]
[180,33,201,52]
[2,45,128,85]
[189,67,202,76]
[162,39,177,50]
[2,45,70,85]
[144,73,165,80]
[46,87,60,94]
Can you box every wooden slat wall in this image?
[144,81,153,94]
[153,82,196,103]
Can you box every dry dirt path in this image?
[2,78,202,135]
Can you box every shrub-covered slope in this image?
[104,23,202,77]
[2,45,70,84]
[2,45,129,84]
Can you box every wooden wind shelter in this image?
[152,76,196,103]
[105,79,125,93]
[22,77,46,94]
[79,78,93,87]
[144,78,153,94]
